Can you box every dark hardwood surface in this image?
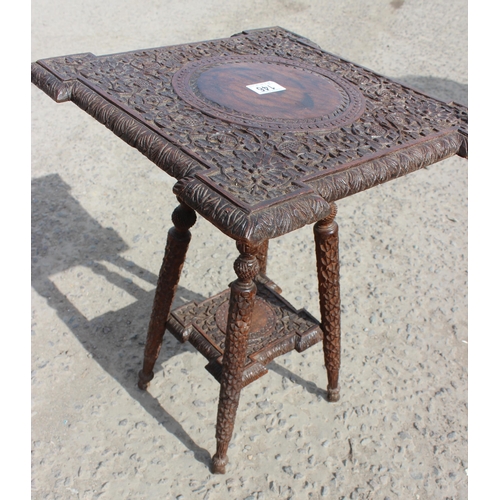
[31,26,467,244]
[195,61,343,120]
[174,56,361,124]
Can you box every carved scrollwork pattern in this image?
[314,204,341,402]
[32,27,468,243]
[170,280,320,370]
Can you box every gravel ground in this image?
[31,1,468,498]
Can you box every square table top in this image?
[31,27,467,244]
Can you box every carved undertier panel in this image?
[166,279,323,388]
[32,27,468,242]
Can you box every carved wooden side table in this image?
[31,27,468,474]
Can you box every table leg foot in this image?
[314,203,342,402]
[327,386,341,402]
[137,201,196,390]
[211,454,228,474]
[137,369,154,390]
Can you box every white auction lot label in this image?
[246,81,286,95]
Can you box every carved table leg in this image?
[138,201,196,390]
[212,242,260,474]
[314,203,341,403]
[255,240,269,276]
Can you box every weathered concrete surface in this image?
[32,1,467,498]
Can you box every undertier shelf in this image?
[166,278,324,387]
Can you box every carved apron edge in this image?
[307,130,465,203]
[173,176,331,243]
[31,63,74,103]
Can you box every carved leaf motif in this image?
[34,27,467,242]
[39,29,466,206]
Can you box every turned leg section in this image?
[255,240,269,276]
[314,203,341,403]
[212,242,260,474]
[138,200,196,390]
